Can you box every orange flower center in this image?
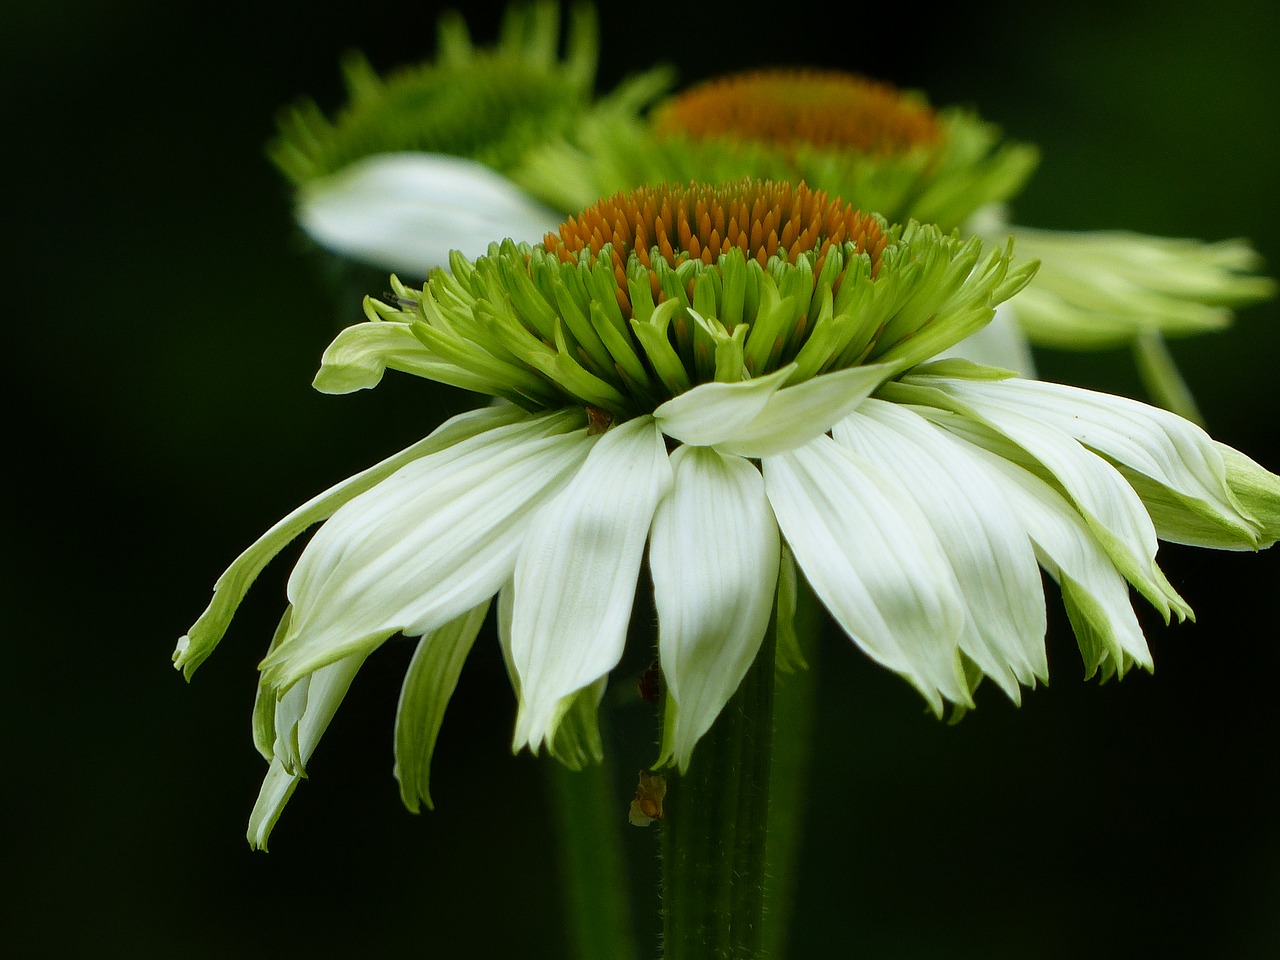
[651,69,941,155]
[543,180,887,319]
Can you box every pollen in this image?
[651,69,941,156]
[543,180,887,318]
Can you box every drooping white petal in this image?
[649,446,780,770]
[296,152,564,276]
[393,600,491,813]
[496,582,606,769]
[833,400,1048,699]
[259,409,593,690]
[712,364,896,457]
[898,377,1191,623]
[947,434,1152,673]
[175,403,526,679]
[510,416,672,753]
[247,650,367,850]
[653,365,796,447]
[923,374,1259,547]
[764,435,970,712]
[937,302,1038,377]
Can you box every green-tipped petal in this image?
[982,222,1276,349]
[394,600,491,813]
[174,403,526,680]
[511,416,672,754]
[259,410,592,691]
[834,400,1048,700]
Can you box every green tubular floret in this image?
[370,212,1030,420]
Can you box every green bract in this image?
[320,188,1036,421]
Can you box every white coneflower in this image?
[176,180,1279,849]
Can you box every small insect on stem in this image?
[628,770,667,827]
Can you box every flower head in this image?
[518,65,1274,408]
[270,1,670,274]
[178,179,1280,849]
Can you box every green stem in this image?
[761,580,823,960]
[662,625,777,959]
[549,758,638,960]
[1133,329,1205,426]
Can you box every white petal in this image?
[833,400,1048,699]
[510,416,672,753]
[259,410,593,689]
[297,152,564,276]
[905,378,1191,623]
[764,436,970,712]
[247,650,366,850]
[496,581,606,769]
[393,600,491,813]
[713,364,895,457]
[927,375,1258,546]
[649,446,780,770]
[175,403,525,679]
[949,437,1152,672]
[936,302,1038,377]
[652,365,795,447]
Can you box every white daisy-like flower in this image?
[176,180,1280,849]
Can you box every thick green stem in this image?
[549,758,638,960]
[761,580,823,960]
[662,626,777,960]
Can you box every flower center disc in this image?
[651,69,941,155]
[543,180,887,318]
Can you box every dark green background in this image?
[5,1,1278,956]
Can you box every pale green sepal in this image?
[259,411,592,691]
[296,153,563,276]
[247,760,299,852]
[1219,444,1280,548]
[174,403,527,680]
[511,416,672,754]
[313,317,498,395]
[649,445,780,771]
[774,544,807,674]
[764,435,971,713]
[252,605,294,762]
[713,363,895,458]
[545,677,607,770]
[653,364,796,447]
[908,357,1019,381]
[394,600,491,814]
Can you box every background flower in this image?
[6,1,1280,958]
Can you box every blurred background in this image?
[4,0,1278,956]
